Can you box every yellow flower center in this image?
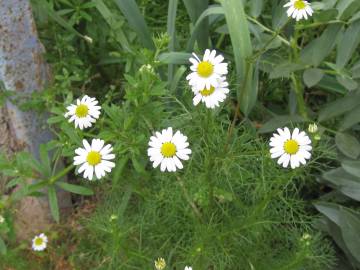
[86,151,102,166]
[197,61,214,78]
[75,104,89,118]
[294,0,306,10]
[200,86,215,96]
[284,139,299,155]
[155,258,166,270]
[34,237,43,246]
[161,142,177,158]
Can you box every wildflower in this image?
[284,0,313,21]
[186,49,228,91]
[74,139,115,180]
[308,123,318,134]
[0,215,4,224]
[192,77,229,109]
[83,35,93,44]
[109,214,118,222]
[64,95,101,130]
[270,127,312,169]
[148,127,191,172]
[32,233,48,251]
[154,257,166,270]
[185,267,193,270]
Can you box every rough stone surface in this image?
[0,0,72,239]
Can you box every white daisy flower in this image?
[185,266,193,270]
[270,127,312,169]
[192,77,229,109]
[186,49,228,91]
[74,139,115,180]
[148,127,191,172]
[31,233,48,251]
[64,95,101,130]
[284,0,313,21]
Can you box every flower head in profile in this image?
[307,123,318,134]
[64,95,101,130]
[32,233,48,251]
[284,0,313,21]
[154,257,166,270]
[74,139,115,180]
[192,77,229,109]
[186,49,228,91]
[148,127,191,172]
[185,266,193,270]
[270,127,312,169]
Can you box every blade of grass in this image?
[182,0,209,50]
[219,0,254,116]
[93,0,132,52]
[112,0,155,50]
[167,0,178,83]
[186,6,224,52]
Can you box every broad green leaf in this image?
[336,75,358,90]
[318,90,360,121]
[158,52,191,65]
[340,105,360,130]
[336,21,360,68]
[315,8,338,22]
[0,237,6,255]
[250,0,263,18]
[339,208,360,262]
[56,182,94,196]
[220,0,253,115]
[258,115,305,133]
[182,0,209,50]
[48,186,59,223]
[272,1,289,30]
[269,62,306,79]
[336,0,360,20]
[317,74,347,94]
[300,24,342,67]
[335,132,360,159]
[342,160,360,177]
[113,0,155,50]
[323,167,360,201]
[314,201,341,224]
[303,68,324,87]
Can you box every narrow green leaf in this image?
[48,186,59,223]
[170,66,187,94]
[300,24,342,67]
[113,0,155,50]
[303,68,324,87]
[220,0,253,115]
[158,52,191,64]
[167,0,178,83]
[182,0,209,50]
[39,144,51,177]
[336,0,360,20]
[317,74,347,94]
[250,0,264,18]
[258,115,305,133]
[0,237,6,255]
[336,21,360,68]
[313,201,341,224]
[186,6,224,52]
[56,182,94,196]
[93,0,132,52]
[335,132,360,159]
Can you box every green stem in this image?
[49,165,75,184]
